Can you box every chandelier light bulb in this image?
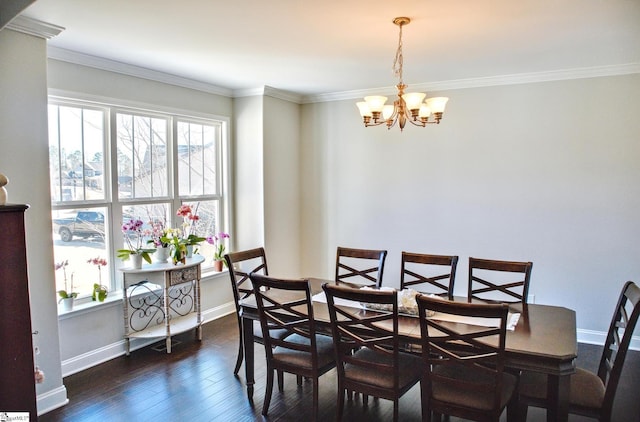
[425,97,449,114]
[364,96,388,113]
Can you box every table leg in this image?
[546,373,570,422]
[242,316,255,399]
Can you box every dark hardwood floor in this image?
[40,314,640,421]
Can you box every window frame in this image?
[48,92,232,307]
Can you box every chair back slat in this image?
[401,252,458,299]
[225,247,268,303]
[335,247,387,288]
[468,257,533,305]
[323,284,401,389]
[416,294,510,419]
[250,274,318,362]
[598,281,640,417]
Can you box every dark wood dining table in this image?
[239,278,577,422]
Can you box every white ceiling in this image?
[19,0,640,98]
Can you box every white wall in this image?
[233,95,266,251]
[300,74,640,338]
[0,28,67,413]
[263,95,301,277]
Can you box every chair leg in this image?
[277,370,284,391]
[420,382,431,422]
[262,368,274,416]
[233,319,243,375]
[233,337,243,376]
[297,375,302,386]
[337,388,345,421]
[393,399,399,422]
[515,400,529,422]
[312,378,319,422]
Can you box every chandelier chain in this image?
[392,22,404,84]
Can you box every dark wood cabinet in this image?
[0,204,37,419]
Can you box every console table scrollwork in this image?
[120,255,204,354]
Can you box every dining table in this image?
[239,278,577,422]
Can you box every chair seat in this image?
[273,333,335,370]
[253,322,289,343]
[344,347,422,390]
[519,368,605,411]
[431,364,518,411]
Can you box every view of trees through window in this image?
[48,100,227,303]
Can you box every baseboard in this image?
[60,301,236,377]
[37,385,68,416]
[577,328,640,351]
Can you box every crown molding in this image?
[6,15,64,39]
[48,46,234,98]
[302,63,640,104]
[234,86,302,103]
[43,41,640,105]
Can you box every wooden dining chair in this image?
[416,294,518,422]
[516,280,640,422]
[250,274,336,420]
[335,246,388,288]
[401,252,458,299]
[323,283,422,422]
[468,257,533,305]
[224,247,274,375]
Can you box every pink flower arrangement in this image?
[176,204,205,246]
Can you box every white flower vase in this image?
[154,246,170,263]
[186,244,194,258]
[131,253,143,269]
[59,297,74,311]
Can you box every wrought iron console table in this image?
[120,255,204,354]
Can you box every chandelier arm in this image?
[364,119,391,128]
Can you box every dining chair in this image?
[468,257,533,305]
[250,273,336,420]
[416,294,518,422]
[400,252,458,299]
[335,246,388,288]
[224,247,278,376]
[323,283,422,422]
[516,280,640,422]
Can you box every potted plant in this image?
[117,218,155,268]
[147,219,171,263]
[92,283,108,302]
[88,257,109,301]
[207,232,230,271]
[161,228,189,265]
[55,260,78,310]
[176,204,206,257]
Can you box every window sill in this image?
[57,293,123,320]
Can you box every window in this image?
[48,98,229,304]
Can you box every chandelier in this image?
[356,17,449,131]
